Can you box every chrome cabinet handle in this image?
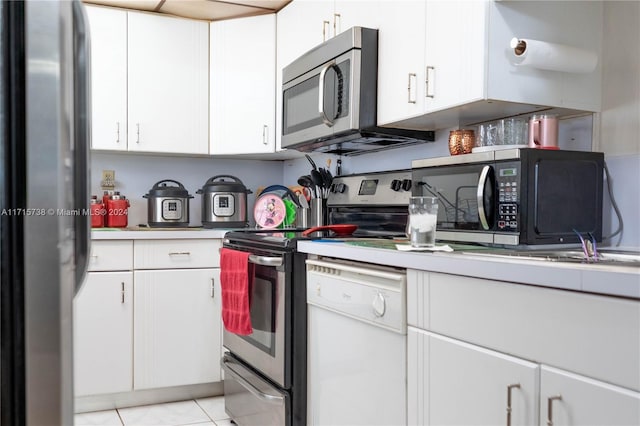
[477,165,492,231]
[333,13,341,36]
[262,124,268,145]
[210,278,215,298]
[221,356,285,404]
[116,122,120,143]
[322,20,330,42]
[318,60,337,126]
[136,123,140,144]
[506,383,520,426]
[248,254,283,267]
[426,65,435,98]
[168,251,191,256]
[121,282,125,304]
[408,73,417,104]
[546,395,562,426]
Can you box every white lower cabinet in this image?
[540,366,640,426]
[74,239,223,401]
[408,329,538,426]
[133,268,221,390]
[74,271,133,396]
[407,270,640,426]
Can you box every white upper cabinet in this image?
[210,14,276,155]
[127,12,209,155]
[378,0,603,130]
[86,6,209,155]
[423,0,486,113]
[85,5,128,151]
[376,1,427,125]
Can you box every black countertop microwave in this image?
[411,148,604,247]
[281,26,434,155]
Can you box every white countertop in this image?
[297,240,640,299]
[91,227,230,240]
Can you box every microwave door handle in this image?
[477,165,492,231]
[318,60,336,127]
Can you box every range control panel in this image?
[496,163,520,230]
[327,170,412,206]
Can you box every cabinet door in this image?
[540,365,640,426]
[424,1,486,113]
[408,328,539,425]
[85,5,128,151]
[134,268,221,389]
[127,12,209,155]
[74,272,133,396]
[376,1,427,126]
[333,0,380,37]
[210,15,275,155]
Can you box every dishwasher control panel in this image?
[306,258,406,333]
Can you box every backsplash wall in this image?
[90,153,283,227]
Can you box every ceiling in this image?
[83,0,291,21]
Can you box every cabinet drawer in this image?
[88,241,133,271]
[408,271,640,392]
[134,239,221,269]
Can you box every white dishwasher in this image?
[306,257,407,426]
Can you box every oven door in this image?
[412,162,497,244]
[281,49,360,149]
[223,249,289,388]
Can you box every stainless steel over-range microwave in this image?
[281,26,433,155]
[411,148,604,247]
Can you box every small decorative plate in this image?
[254,193,287,229]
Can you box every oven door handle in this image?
[221,356,285,404]
[248,254,283,267]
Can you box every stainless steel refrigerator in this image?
[0,0,91,424]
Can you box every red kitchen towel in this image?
[220,248,254,335]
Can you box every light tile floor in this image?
[74,396,232,426]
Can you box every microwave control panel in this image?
[496,163,520,231]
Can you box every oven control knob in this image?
[401,179,412,191]
[336,183,347,193]
[390,179,402,192]
[372,292,386,317]
[329,183,337,193]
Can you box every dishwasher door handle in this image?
[221,356,285,405]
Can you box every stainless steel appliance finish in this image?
[411,148,605,246]
[221,235,307,426]
[221,354,287,426]
[281,27,434,156]
[222,251,287,387]
[1,1,91,423]
[196,175,251,228]
[143,179,193,227]
[327,169,412,236]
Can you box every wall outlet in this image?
[101,169,116,189]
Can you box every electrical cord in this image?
[602,160,624,245]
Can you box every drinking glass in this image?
[408,196,439,247]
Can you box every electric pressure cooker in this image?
[143,179,193,227]
[196,175,251,228]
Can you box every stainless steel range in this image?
[220,169,412,426]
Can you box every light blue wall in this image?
[90,152,283,226]
[94,115,638,249]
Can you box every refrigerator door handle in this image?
[72,0,91,293]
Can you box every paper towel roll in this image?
[510,37,598,73]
